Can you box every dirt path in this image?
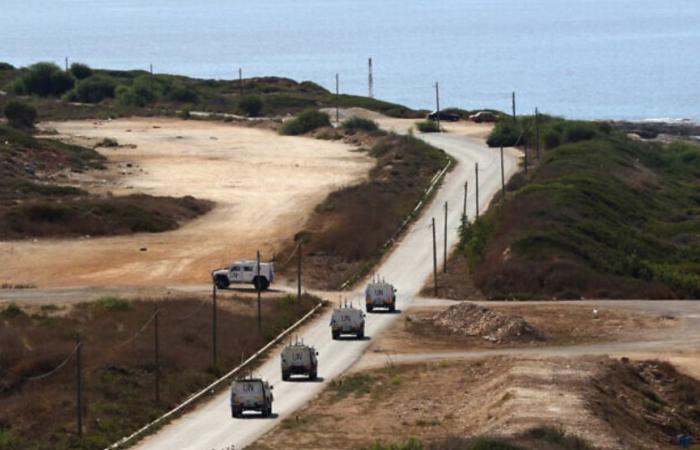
[0,118,372,288]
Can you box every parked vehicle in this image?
[212,260,274,290]
[469,111,498,123]
[365,278,397,312]
[330,302,365,339]
[427,110,460,122]
[281,338,318,381]
[230,377,274,418]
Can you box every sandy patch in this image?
[0,118,373,287]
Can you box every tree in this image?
[238,94,263,117]
[10,62,74,97]
[4,101,37,128]
[69,63,93,80]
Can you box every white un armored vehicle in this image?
[330,301,366,339]
[365,277,397,312]
[230,377,273,418]
[212,260,274,291]
[281,337,318,381]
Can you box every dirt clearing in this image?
[369,302,678,354]
[0,118,372,287]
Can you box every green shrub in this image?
[563,122,597,143]
[4,100,37,128]
[69,75,116,103]
[279,109,330,135]
[95,296,131,311]
[416,120,440,133]
[116,74,166,107]
[238,94,264,117]
[486,121,522,147]
[542,128,561,149]
[0,62,15,71]
[96,137,119,148]
[0,303,24,318]
[69,62,93,80]
[10,62,74,97]
[341,116,379,131]
[166,83,200,103]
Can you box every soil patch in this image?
[430,302,546,344]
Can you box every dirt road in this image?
[0,118,372,288]
[131,118,521,449]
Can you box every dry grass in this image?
[0,294,319,450]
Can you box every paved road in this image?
[131,132,520,450]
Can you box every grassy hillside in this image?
[461,118,700,299]
[0,125,211,239]
[0,62,422,121]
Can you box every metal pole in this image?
[256,250,262,332]
[463,181,468,223]
[150,64,153,76]
[65,57,69,72]
[535,107,541,160]
[76,338,82,438]
[500,146,505,198]
[435,82,441,131]
[512,91,516,122]
[212,285,218,369]
[154,304,160,404]
[475,163,480,218]
[368,57,374,99]
[432,218,438,296]
[443,202,448,274]
[239,68,243,97]
[297,242,302,304]
[335,73,340,125]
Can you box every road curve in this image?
[131,131,521,450]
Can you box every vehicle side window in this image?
[232,266,241,272]
[244,266,253,272]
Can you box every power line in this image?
[0,343,80,382]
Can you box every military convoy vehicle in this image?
[230,377,274,418]
[281,338,318,381]
[365,278,397,312]
[330,301,366,339]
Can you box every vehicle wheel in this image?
[310,369,317,381]
[263,405,272,417]
[253,277,270,291]
[332,331,339,340]
[389,303,395,312]
[232,408,242,418]
[357,328,364,339]
[215,276,229,289]
[366,305,373,313]
[282,370,290,381]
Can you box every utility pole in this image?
[368,58,374,99]
[432,218,438,296]
[500,146,505,198]
[256,250,262,332]
[154,304,160,404]
[239,68,243,97]
[462,181,468,223]
[535,107,541,160]
[475,163,480,218]
[434,82,441,131]
[297,242,302,305]
[76,338,82,438]
[212,285,218,369]
[443,202,448,274]
[512,91,516,122]
[335,73,340,125]
[65,57,69,72]
[524,141,529,175]
[150,64,153,76]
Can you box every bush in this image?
[96,137,118,148]
[486,121,522,147]
[69,75,116,103]
[94,296,130,311]
[69,62,93,80]
[166,83,200,103]
[279,109,331,135]
[10,62,74,97]
[0,62,15,71]
[341,116,379,131]
[238,94,264,117]
[416,120,440,133]
[116,74,165,107]
[0,303,24,319]
[4,100,37,128]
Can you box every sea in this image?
[2,0,699,121]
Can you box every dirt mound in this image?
[430,302,546,343]
[588,358,700,449]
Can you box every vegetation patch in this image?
[341,116,379,131]
[458,117,700,299]
[0,294,319,450]
[279,109,331,135]
[415,120,440,133]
